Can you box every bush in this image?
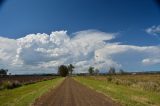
[107,76,113,82]
[134,81,160,92]
[8,80,21,89]
[0,80,22,89]
[0,81,11,89]
[112,79,132,86]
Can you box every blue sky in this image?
[0,0,160,74]
[0,0,160,45]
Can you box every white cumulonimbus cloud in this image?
[0,30,160,74]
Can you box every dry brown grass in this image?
[89,74,160,92]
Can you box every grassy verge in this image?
[0,77,64,106]
[74,76,160,106]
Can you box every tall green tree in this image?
[68,64,75,75]
[88,66,94,75]
[95,69,99,75]
[108,67,116,75]
[0,69,8,76]
[119,69,125,74]
[58,65,69,77]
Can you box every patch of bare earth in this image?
[33,77,120,106]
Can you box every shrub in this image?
[135,81,160,92]
[0,80,22,89]
[9,80,22,89]
[1,81,12,89]
[112,79,132,86]
[107,76,113,82]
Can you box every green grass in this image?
[0,77,64,106]
[74,76,160,106]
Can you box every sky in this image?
[0,0,160,74]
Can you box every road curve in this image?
[33,77,120,106]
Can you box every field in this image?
[0,75,56,90]
[0,74,160,106]
[91,74,160,92]
[0,77,64,106]
[74,74,160,106]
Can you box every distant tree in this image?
[0,69,8,76]
[119,69,125,74]
[58,65,69,77]
[95,69,99,75]
[68,64,75,75]
[108,67,116,75]
[88,66,94,75]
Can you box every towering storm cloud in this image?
[0,30,160,74]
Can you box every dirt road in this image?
[33,77,120,106]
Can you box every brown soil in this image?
[33,77,120,106]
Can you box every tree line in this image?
[87,66,124,75]
[58,64,125,77]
